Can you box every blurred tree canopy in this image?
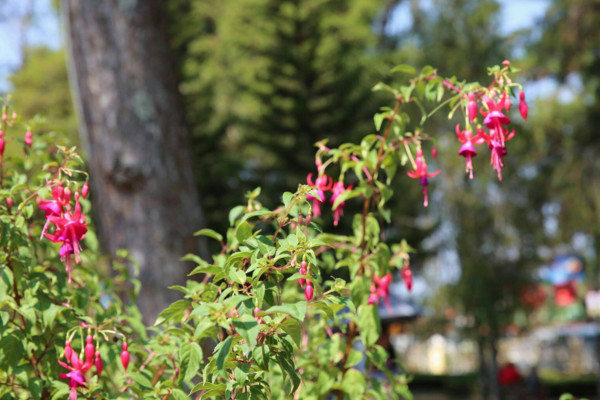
[166,0,393,234]
[9,47,77,143]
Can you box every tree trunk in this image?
[62,0,206,322]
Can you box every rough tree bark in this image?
[62,0,206,322]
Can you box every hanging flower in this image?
[59,339,94,400]
[518,91,528,120]
[456,124,485,179]
[39,187,88,283]
[306,173,332,217]
[330,180,352,227]
[407,149,440,207]
[480,94,515,181]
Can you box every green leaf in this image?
[332,187,362,210]
[188,264,221,276]
[232,316,260,345]
[309,301,334,319]
[373,113,385,131]
[282,192,293,207]
[280,318,302,347]
[228,269,247,285]
[194,228,223,242]
[216,336,233,377]
[0,334,24,372]
[252,345,270,370]
[345,349,364,368]
[341,368,366,397]
[171,389,188,400]
[229,205,245,226]
[236,221,253,243]
[191,382,227,395]
[276,354,300,393]
[391,64,416,74]
[371,82,397,93]
[130,371,153,389]
[265,301,307,321]
[154,299,190,326]
[356,304,381,347]
[184,342,203,381]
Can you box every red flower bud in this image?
[2,113,6,123]
[85,335,94,365]
[402,268,413,292]
[467,93,478,122]
[63,187,71,203]
[305,281,314,301]
[95,350,103,376]
[121,342,130,371]
[64,340,73,361]
[254,307,260,318]
[431,145,438,159]
[5,197,12,212]
[81,182,89,199]
[518,91,528,120]
[0,137,4,158]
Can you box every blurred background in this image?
[1,1,600,399]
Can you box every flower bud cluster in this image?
[59,335,130,399]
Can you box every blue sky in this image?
[0,0,550,91]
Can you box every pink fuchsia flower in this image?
[24,130,33,148]
[59,339,95,400]
[0,130,4,158]
[330,180,352,227]
[456,124,485,180]
[480,94,516,181]
[406,149,440,207]
[519,91,528,120]
[306,173,332,217]
[41,191,88,283]
[368,273,393,308]
[480,127,515,181]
